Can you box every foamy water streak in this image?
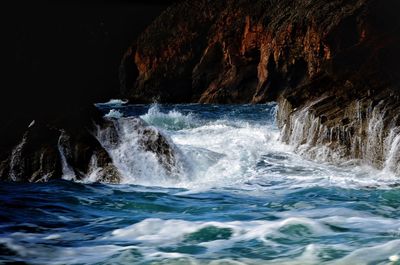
[3,213,399,265]
[104,216,400,264]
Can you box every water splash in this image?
[104,109,124,119]
[92,103,399,189]
[97,117,188,186]
[57,131,76,181]
[140,104,198,131]
[383,127,400,175]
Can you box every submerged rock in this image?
[121,0,400,173]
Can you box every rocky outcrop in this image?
[0,106,120,183]
[0,105,181,183]
[121,0,400,173]
[98,117,180,176]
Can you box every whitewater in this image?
[0,103,399,265]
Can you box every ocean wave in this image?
[140,104,198,131]
[104,109,124,119]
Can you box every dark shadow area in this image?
[7,0,175,161]
[13,1,175,111]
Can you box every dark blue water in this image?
[1,103,399,265]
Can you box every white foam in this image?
[95,99,128,107]
[97,117,189,186]
[102,215,400,264]
[105,217,333,261]
[90,104,400,190]
[332,239,400,265]
[104,109,124,119]
[140,104,197,130]
[389,255,400,262]
[43,234,61,240]
[109,217,332,243]
[58,131,77,181]
[4,214,400,264]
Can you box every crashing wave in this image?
[96,116,188,186]
[140,104,197,131]
[104,109,124,119]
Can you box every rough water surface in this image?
[0,104,399,265]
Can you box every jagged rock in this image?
[121,0,400,173]
[100,117,179,175]
[131,118,177,173]
[0,106,121,183]
[0,122,63,182]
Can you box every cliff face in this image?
[121,0,400,174]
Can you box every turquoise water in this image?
[0,104,399,264]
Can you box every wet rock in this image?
[100,117,179,175]
[132,118,177,173]
[1,123,62,182]
[0,106,121,183]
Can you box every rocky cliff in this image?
[121,0,400,174]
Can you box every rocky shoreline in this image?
[120,0,400,174]
[7,0,400,182]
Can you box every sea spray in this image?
[96,116,188,186]
[140,104,198,131]
[57,131,76,181]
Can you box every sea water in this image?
[0,103,399,265]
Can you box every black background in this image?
[13,0,175,115]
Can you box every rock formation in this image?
[98,117,180,177]
[0,105,180,183]
[121,0,400,174]
[0,106,119,183]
